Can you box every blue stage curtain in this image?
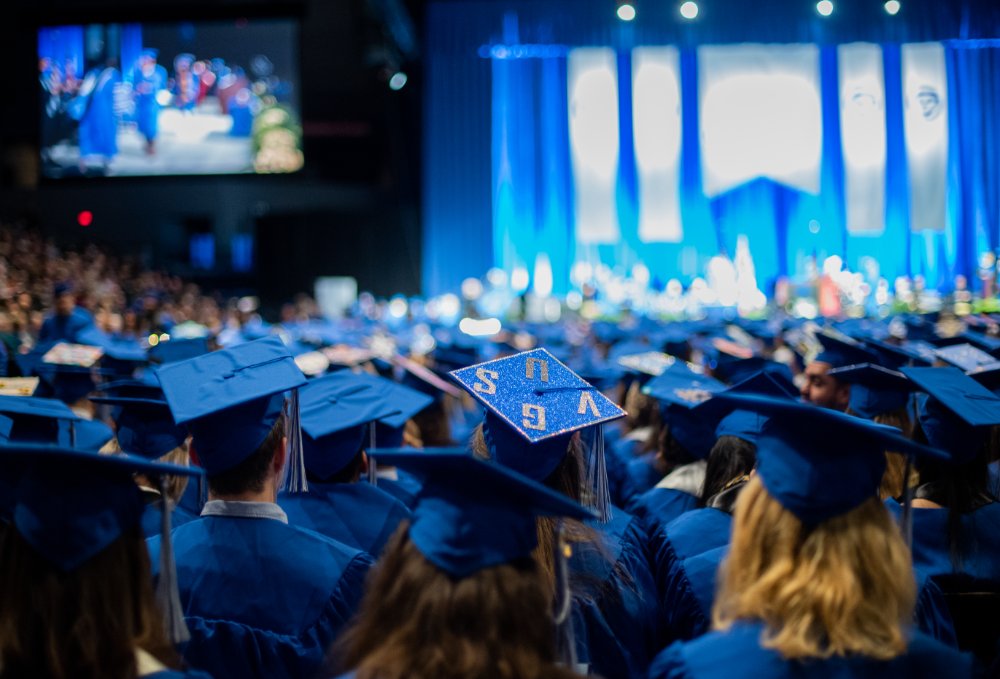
[120,24,144,83]
[38,26,85,77]
[423,1,1000,296]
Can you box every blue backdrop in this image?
[423,0,1000,297]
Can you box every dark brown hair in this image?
[334,526,583,679]
[207,415,286,496]
[0,525,178,679]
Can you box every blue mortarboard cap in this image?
[149,338,210,365]
[33,363,110,404]
[449,349,626,482]
[91,381,186,460]
[4,444,202,571]
[693,370,799,445]
[0,395,80,446]
[815,332,878,368]
[861,338,933,368]
[371,448,592,577]
[660,403,718,459]
[297,372,409,479]
[966,362,1000,394]
[827,363,916,420]
[156,337,307,475]
[900,366,1000,462]
[710,393,947,524]
[53,281,74,297]
[933,343,1000,373]
[959,331,1000,356]
[643,370,726,409]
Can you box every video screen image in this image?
[38,18,301,178]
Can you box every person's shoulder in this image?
[650,623,776,679]
[900,631,975,675]
[286,521,375,567]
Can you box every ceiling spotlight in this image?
[816,0,834,16]
[388,71,408,90]
[884,0,900,15]
[679,1,699,19]
[617,2,636,21]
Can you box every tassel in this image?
[901,452,915,549]
[583,426,612,523]
[156,476,190,645]
[367,423,378,486]
[198,474,207,512]
[553,519,579,670]
[282,389,308,493]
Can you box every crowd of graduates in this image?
[0,222,999,678]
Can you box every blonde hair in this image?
[712,476,916,660]
[100,437,192,502]
[844,406,918,501]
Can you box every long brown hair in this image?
[334,526,582,679]
[0,525,179,679]
[847,406,916,501]
[713,476,916,660]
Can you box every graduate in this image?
[332,449,592,679]
[77,58,121,172]
[132,50,168,155]
[799,332,877,410]
[648,393,972,679]
[150,337,374,679]
[279,371,421,557]
[451,348,659,679]
[91,379,198,538]
[0,443,209,679]
[38,281,95,344]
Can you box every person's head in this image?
[800,360,851,410]
[206,414,286,498]
[53,282,75,317]
[699,434,756,505]
[713,476,915,660]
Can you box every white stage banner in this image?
[902,42,949,233]
[568,48,621,244]
[838,43,887,235]
[699,44,822,197]
[632,46,683,243]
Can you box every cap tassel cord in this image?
[584,426,612,523]
[367,423,378,486]
[155,476,190,645]
[553,520,579,670]
[901,452,915,549]
[282,388,308,493]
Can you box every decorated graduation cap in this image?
[643,369,726,459]
[932,343,1000,373]
[814,332,878,368]
[901,366,1000,463]
[372,448,593,577]
[710,393,947,525]
[450,348,626,521]
[90,380,187,460]
[155,337,309,488]
[959,330,1000,355]
[827,363,917,420]
[296,371,409,481]
[3,443,202,643]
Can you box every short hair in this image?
[207,415,286,496]
[308,448,365,485]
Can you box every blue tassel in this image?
[156,477,190,645]
[553,520,579,669]
[583,426,612,523]
[367,423,378,486]
[281,389,308,493]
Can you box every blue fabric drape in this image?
[38,26,85,76]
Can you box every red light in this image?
[77,211,93,227]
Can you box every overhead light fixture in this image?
[679,1,699,19]
[884,0,901,15]
[617,1,637,21]
[816,0,833,16]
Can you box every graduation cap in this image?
[966,362,1000,394]
[959,331,1000,356]
[0,394,80,446]
[643,369,726,409]
[396,355,463,400]
[900,366,1000,463]
[1,443,202,643]
[827,363,917,420]
[155,337,308,486]
[372,448,592,577]
[814,332,879,368]
[90,381,187,460]
[148,338,210,365]
[693,370,799,445]
[861,338,934,369]
[296,372,411,480]
[709,393,947,525]
[933,343,1000,373]
[449,349,625,521]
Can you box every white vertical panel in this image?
[902,42,949,232]
[632,46,683,243]
[839,43,887,235]
[568,48,621,244]
[699,44,822,197]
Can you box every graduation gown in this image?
[648,621,972,679]
[630,486,701,537]
[651,508,731,613]
[280,481,411,558]
[620,453,664,508]
[887,500,1000,585]
[148,507,374,679]
[38,307,94,344]
[572,507,659,679]
[140,497,199,538]
[371,468,423,509]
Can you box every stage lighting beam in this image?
[617,2,636,21]
[679,1,699,19]
[884,0,900,15]
[816,0,833,16]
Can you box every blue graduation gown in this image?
[38,307,95,343]
[371,468,423,509]
[620,453,664,508]
[280,481,411,558]
[133,64,167,141]
[887,500,1000,585]
[648,621,972,679]
[140,499,199,539]
[78,67,120,159]
[629,485,700,537]
[572,507,659,679]
[148,515,374,679]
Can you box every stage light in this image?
[388,71,408,90]
[884,0,900,15]
[77,210,93,227]
[616,2,636,21]
[679,1,699,19]
[816,0,833,16]
[459,317,502,337]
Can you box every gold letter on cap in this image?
[474,368,499,395]
[525,357,549,382]
[523,403,547,431]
